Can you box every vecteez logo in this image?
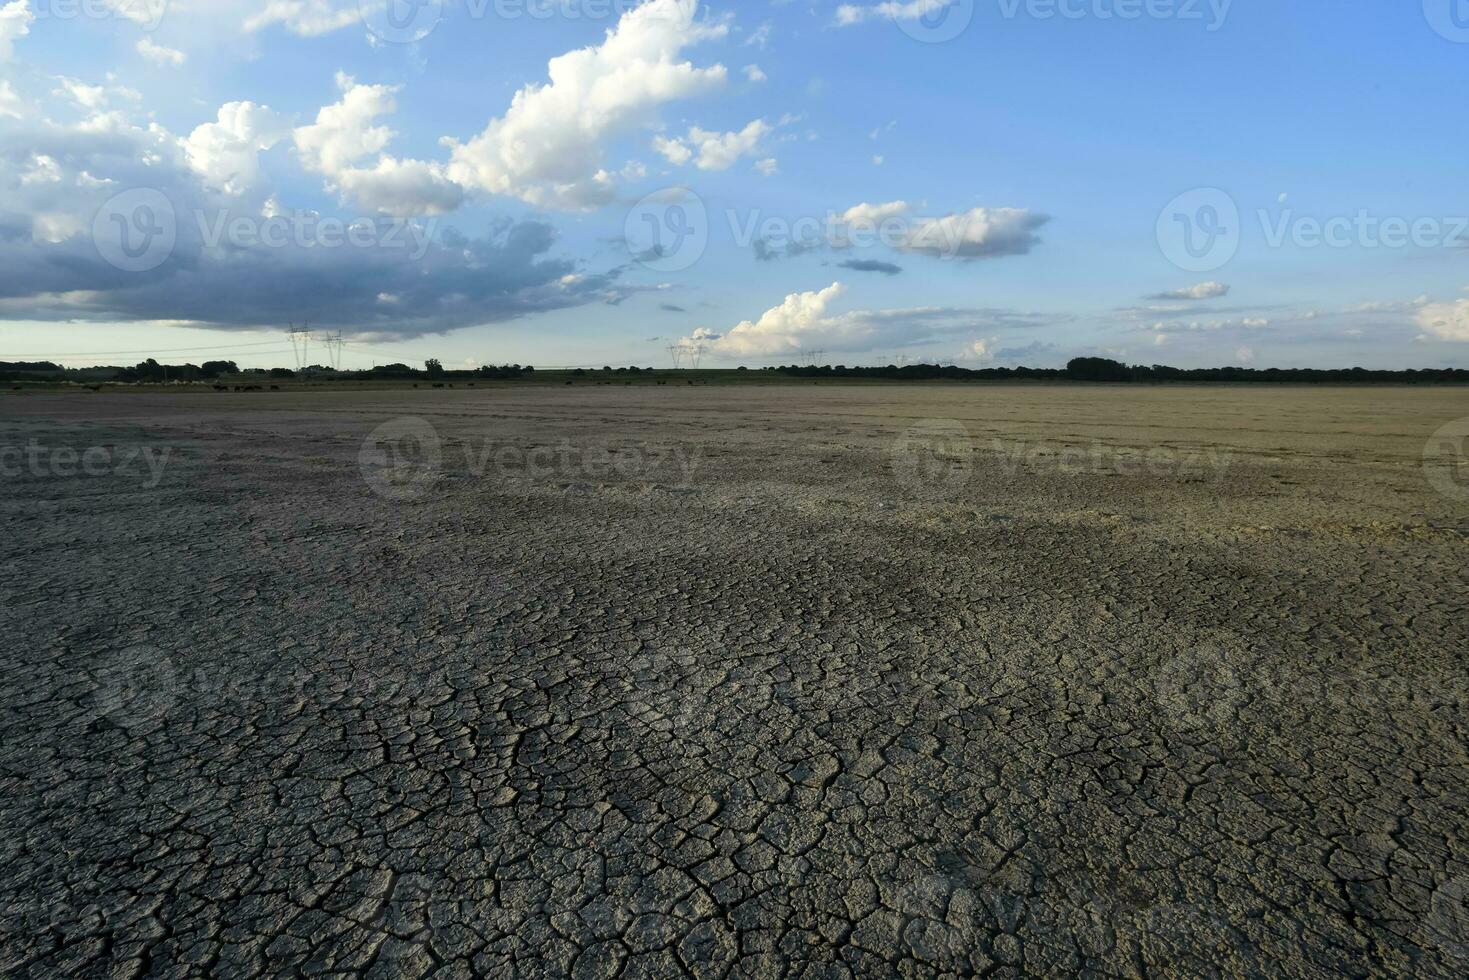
[1424,418,1469,503]
[359,417,444,502]
[93,193,440,273]
[1424,0,1469,43]
[899,0,974,43]
[888,419,975,498]
[93,188,177,273]
[996,0,1233,31]
[1156,188,1240,273]
[86,645,178,732]
[195,210,438,261]
[32,0,170,31]
[359,0,445,44]
[625,187,709,273]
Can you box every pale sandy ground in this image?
[2,383,1468,977]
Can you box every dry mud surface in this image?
[3,383,1469,978]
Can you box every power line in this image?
[322,332,344,370]
[287,322,311,370]
[3,349,299,364]
[340,341,443,365]
[0,340,294,358]
[4,335,467,370]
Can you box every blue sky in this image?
[0,0,1466,370]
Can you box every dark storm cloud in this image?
[0,120,633,338]
[753,235,823,262]
[837,259,903,276]
[0,213,627,337]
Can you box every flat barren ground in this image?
[3,383,1468,978]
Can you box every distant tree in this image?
[269,367,296,379]
[122,358,164,382]
[425,358,445,378]
[200,360,239,378]
[0,361,64,381]
[1066,357,1132,382]
[371,362,416,378]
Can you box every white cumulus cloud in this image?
[0,0,33,61]
[184,101,289,195]
[824,201,1047,259]
[689,282,1049,357]
[696,282,853,356]
[652,133,693,166]
[656,118,771,171]
[294,73,397,175]
[836,0,959,26]
[445,0,727,210]
[1150,281,1230,301]
[808,199,906,249]
[137,38,186,67]
[899,207,1049,259]
[1417,299,1469,342]
[20,153,61,185]
[244,0,362,36]
[964,338,996,362]
[0,79,22,118]
[55,77,125,112]
[100,0,169,29]
[295,74,462,215]
[333,155,465,216]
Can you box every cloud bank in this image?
[681,282,1060,357]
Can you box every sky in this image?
[0,0,1467,371]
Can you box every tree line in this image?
[1,359,535,383]
[6,356,1466,386]
[773,358,1469,384]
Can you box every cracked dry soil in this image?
[2,383,1468,978]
